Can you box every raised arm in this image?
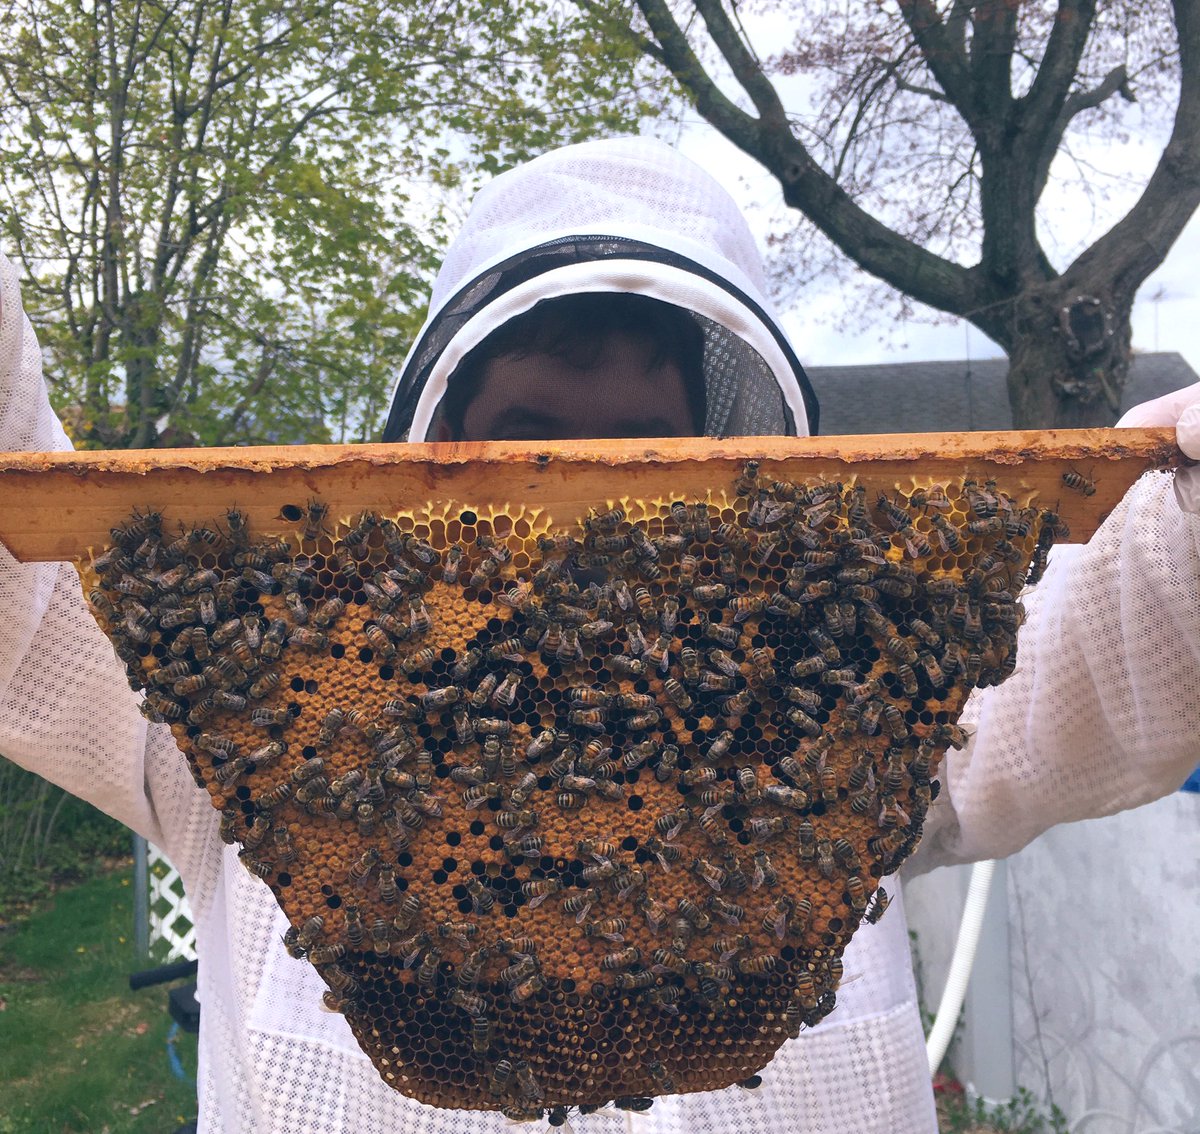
[910,447,1200,872]
[0,249,201,850]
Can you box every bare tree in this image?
[615,0,1200,427]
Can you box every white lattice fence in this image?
[148,843,197,961]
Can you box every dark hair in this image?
[438,293,706,440]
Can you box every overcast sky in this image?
[674,124,1200,383]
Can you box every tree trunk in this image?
[121,290,165,448]
[998,285,1134,429]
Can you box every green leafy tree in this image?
[611,0,1199,427]
[0,0,656,447]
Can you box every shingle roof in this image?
[807,352,1198,434]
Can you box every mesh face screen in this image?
[82,467,1056,1118]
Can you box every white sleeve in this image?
[908,469,1200,873]
[0,248,204,852]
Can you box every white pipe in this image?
[925,859,997,1075]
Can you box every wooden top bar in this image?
[0,428,1183,562]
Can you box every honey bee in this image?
[650,945,690,978]
[737,953,779,976]
[652,806,692,843]
[600,945,641,971]
[692,583,729,604]
[586,505,626,532]
[502,831,545,860]
[286,626,327,651]
[582,859,619,885]
[612,969,652,991]
[878,791,911,828]
[583,917,628,944]
[747,815,788,842]
[646,1060,676,1093]
[520,878,563,909]
[690,502,712,541]
[494,806,537,830]
[306,595,344,630]
[416,945,443,992]
[846,875,868,913]
[499,956,539,989]
[935,721,970,749]
[880,703,908,740]
[389,893,421,935]
[917,650,947,689]
[1062,468,1096,496]
[248,740,286,766]
[521,728,557,764]
[465,877,495,914]
[568,708,606,732]
[458,944,491,989]
[783,1002,804,1039]
[632,892,668,933]
[613,739,650,773]
[786,706,822,737]
[697,787,735,825]
[447,987,486,1018]
[864,885,891,924]
[420,685,460,711]
[705,894,743,926]
[342,904,365,948]
[250,706,289,729]
[700,667,734,696]
[794,972,820,1014]
[510,973,546,1003]
[654,744,680,783]
[643,834,681,871]
[562,888,600,923]
[407,594,433,635]
[624,709,660,732]
[669,649,699,690]
[488,1058,514,1097]
[398,646,437,672]
[790,655,826,680]
[679,766,718,789]
[745,850,777,892]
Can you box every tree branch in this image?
[1066,0,1200,298]
[1018,0,1098,152]
[968,0,1017,125]
[633,0,983,321]
[691,0,789,126]
[1031,64,1135,202]
[895,0,976,126]
[632,0,762,142]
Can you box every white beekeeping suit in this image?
[1,136,1197,1134]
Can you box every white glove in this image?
[1116,380,1200,513]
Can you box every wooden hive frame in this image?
[0,429,1182,562]
[0,429,1184,1115]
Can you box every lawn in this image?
[0,865,198,1133]
[0,867,1063,1134]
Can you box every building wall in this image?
[904,790,1200,1132]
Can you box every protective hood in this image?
[381,136,818,443]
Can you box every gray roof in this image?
[807,352,1198,434]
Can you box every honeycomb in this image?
[81,467,1060,1119]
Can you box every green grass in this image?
[0,866,198,1133]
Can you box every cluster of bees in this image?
[83,464,1062,1116]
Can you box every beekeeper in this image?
[0,135,1197,1134]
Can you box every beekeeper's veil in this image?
[381,137,819,443]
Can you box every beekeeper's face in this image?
[443,330,697,443]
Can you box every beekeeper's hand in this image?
[1116,380,1200,514]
